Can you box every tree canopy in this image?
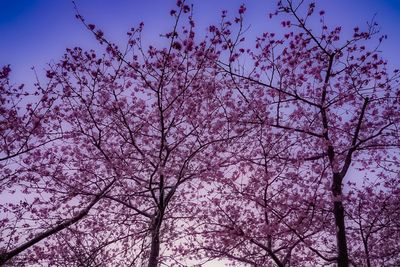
[1,1,399,266]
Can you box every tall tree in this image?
[1,2,240,265]
[199,0,400,266]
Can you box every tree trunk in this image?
[148,215,161,267]
[332,173,349,267]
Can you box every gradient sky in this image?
[1,0,400,86]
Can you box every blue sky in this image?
[1,0,399,84]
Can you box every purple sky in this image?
[1,0,399,84]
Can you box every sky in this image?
[1,0,400,85]
[0,0,399,266]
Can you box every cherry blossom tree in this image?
[1,0,399,266]
[1,2,240,266]
[346,174,400,266]
[0,65,67,264]
[200,0,400,266]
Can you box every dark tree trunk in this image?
[148,214,161,267]
[365,245,371,267]
[332,173,349,267]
